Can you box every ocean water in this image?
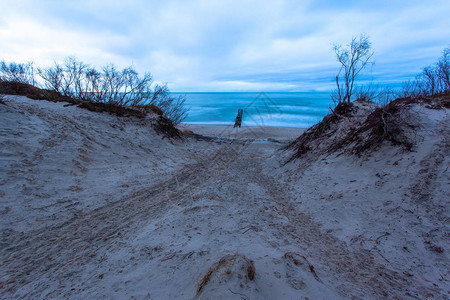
[174,92,333,128]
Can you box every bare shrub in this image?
[398,80,420,98]
[437,47,450,91]
[0,61,35,85]
[38,57,188,124]
[354,83,378,102]
[375,87,396,106]
[331,34,374,104]
[418,66,439,95]
[38,62,65,94]
[400,46,450,97]
[64,57,89,99]
[150,84,188,125]
[84,67,103,101]
[93,64,153,105]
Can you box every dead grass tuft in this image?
[430,92,450,109]
[77,101,146,118]
[133,104,164,116]
[283,252,321,282]
[0,80,73,103]
[196,254,255,296]
[153,115,183,140]
[284,112,341,161]
[333,101,355,116]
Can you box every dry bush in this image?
[400,46,450,97]
[147,84,189,125]
[437,47,450,90]
[39,58,153,105]
[332,101,355,115]
[0,61,35,85]
[354,84,378,102]
[38,58,189,125]
[2,57,189,125]
[354,84,396,106]
[1,60,185,139]
[331,34,374,104]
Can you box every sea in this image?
[174,92,333,128]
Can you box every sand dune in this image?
[0,95,448,299]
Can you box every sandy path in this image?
[1,137,425,299]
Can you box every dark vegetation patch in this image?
[430,91,450,109]
[334,98,417,154]
[133,104,164,116]
[285,101,355,160]
[0,80,73,103]
[332,101,355,116]
[153,115,182,140]
[0,80,145,118]
[77,101,146,118]
[286,96,448,162]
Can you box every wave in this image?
[182,92,332,128]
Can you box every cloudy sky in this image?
[1,0,449,91]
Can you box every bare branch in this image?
[331,34,374,104]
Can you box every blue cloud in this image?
[0,0,449,91]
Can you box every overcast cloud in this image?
[1,0,449,91]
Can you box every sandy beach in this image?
[1,95,449,299]
[179,124,305,142]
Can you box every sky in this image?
[1,0,449,92]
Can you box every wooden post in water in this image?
[234,109,243,128]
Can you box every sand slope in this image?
[274,100,449,298]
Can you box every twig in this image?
[182,251,194,260]
[376,250,391,264]
[228,288,248,300]
[375,232,390,245]
[160,252,176,261]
